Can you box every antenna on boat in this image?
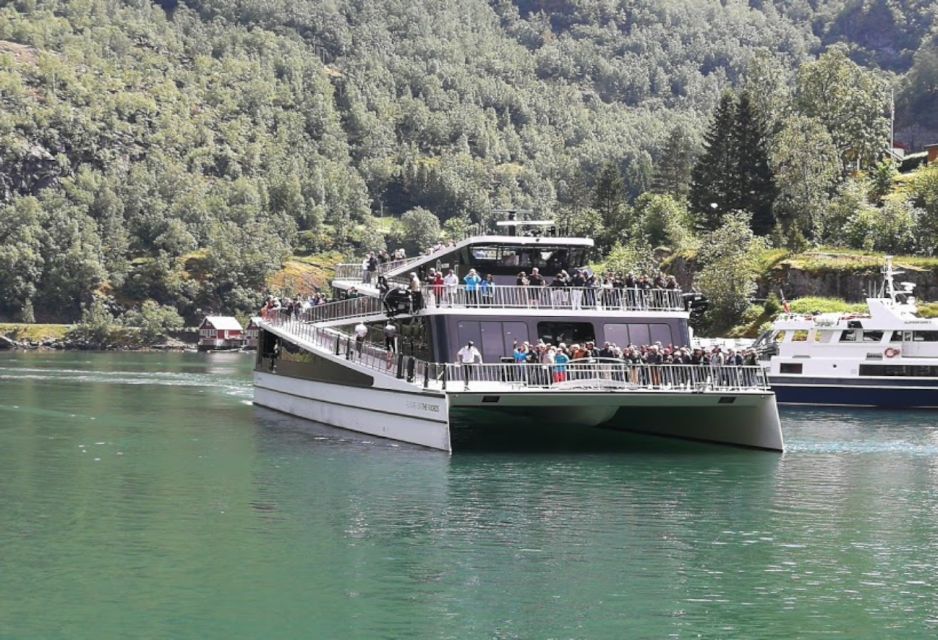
[882,256,896,301]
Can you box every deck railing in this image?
[261,296,384,326]
[439,361,769,392]
[260,315,769,393]
[417,285,685,312]
[334,257,423,282]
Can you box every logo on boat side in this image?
[406,400,441,414]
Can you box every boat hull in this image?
[772,378,938,408]
[254,372,452,451]
[255,367,784,451]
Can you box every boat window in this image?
[859,364,938,377]
[862,331,884,342]
[467,245,588,276]
[603,323,630,348]
[627,323,650,347]
[792,330,809,342]
[779,363,803,374]
[913,331,938,342]
[815,330,834,343]
[839,330,858,342]
[649,323,673,346]
[889,331,903,342]
[773,331,786,343]
[538,322,594,347]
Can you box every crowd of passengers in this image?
[258,293,332,319]
[508,340,759,384]
[394,267,679,311]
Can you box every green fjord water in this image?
[2,353,938,639]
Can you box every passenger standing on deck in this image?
[456,341,482,390]
[408,272,423,312]
[481,273,496,306]
[584,271,598,309]
[354,321,368,358]
[365,252,378,284]
[553,347,570,383]
[517,271,530,307]
[444,269,459,307]
[528,268,544,308]
[570,269,586,310]
[432,270,445,307]
[550,272,567,308]
[425,269,438,306]
[513,341,528,384]
[464,268,481,307]
[383,321,397,369]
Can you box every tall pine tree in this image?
[690,92,777,235]
[652,124,696,200]
[690,93,738,231]
[734,92,777,236]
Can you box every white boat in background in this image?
[760,257,938,408]
[252,218,783,452]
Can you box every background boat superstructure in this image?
[764,258,938,407]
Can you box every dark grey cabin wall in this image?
[437,315,690,363]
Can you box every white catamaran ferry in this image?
[761,257,938,408]
[252,219,783,452]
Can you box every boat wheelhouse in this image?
[762,257,938,407]
[253,220,783,452]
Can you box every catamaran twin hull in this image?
[252,326,784,453]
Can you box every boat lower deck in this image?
[253,316,784,453]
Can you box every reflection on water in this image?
[1,352,938,638]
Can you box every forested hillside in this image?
[0,0,937,327]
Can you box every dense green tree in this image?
[123,300,185,344]
[796,45,892,172]
[743,49,793,134]
[771,114,841,244]
[906,165,938,254]
[0,0,935,322]
[695,211,766,333]
[868,160,899,206]
[0,197,44,320]
[390,207,441,256]
[591,162,632,251]
[632,193,693,250]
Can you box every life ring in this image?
[884,347,901,358]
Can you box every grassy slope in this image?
[0,323,71,342]
[266,252,346,296]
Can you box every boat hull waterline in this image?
[254,367,784,452]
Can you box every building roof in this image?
[202,316,243,331]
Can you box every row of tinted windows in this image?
[781,363,938,377]
[839,330,938,343]
[859,365,938,377]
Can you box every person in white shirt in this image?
[455,340,482,389]
[354,321,368,357]
[443,269,459,307]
